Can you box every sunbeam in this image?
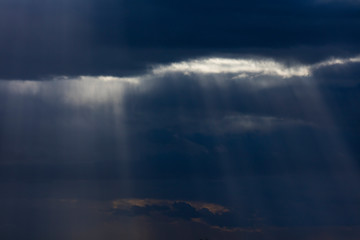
[1,22,360,239]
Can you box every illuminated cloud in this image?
[1,54,359,115]
[152,57,311,78]
[152,55,360,80]
[313,56,360,69]
[3,54,360,99]
[112,198,229,215]
[110,198,247,231]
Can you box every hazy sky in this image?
[1,1,360,240]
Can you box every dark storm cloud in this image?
[102,0,360,48]
[1,1,360,238]
[1,0,360,79]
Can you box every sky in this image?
[0,0,360,239]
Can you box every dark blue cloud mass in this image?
[1,0,360,79]
[0,0,360,240]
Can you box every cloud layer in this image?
[1,1,360,239]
